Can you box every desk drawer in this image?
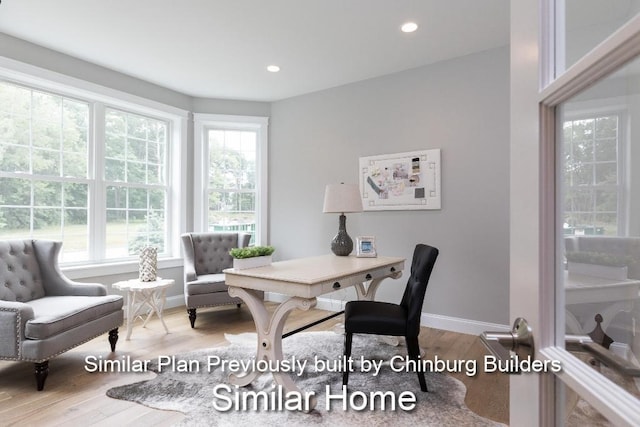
[318,262,402,295]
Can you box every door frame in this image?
[511,1,640,425]
[540,14,640,426]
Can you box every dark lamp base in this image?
[331,214,353,256]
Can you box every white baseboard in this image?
[420,312,509,336]
[165,294,186,310]
[265,292,509,336]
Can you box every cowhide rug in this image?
[107,331,505,426]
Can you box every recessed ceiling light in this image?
[267,65,280,73]
[401,22,418,33]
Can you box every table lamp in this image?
[323,183,363,256]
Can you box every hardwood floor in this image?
[0,304,509,426]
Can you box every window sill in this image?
[62,257,184,280]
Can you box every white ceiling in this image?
[0,0,510,102]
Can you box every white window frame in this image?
[193,114,269,245]
[0,57,188,277]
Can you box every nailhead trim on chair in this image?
[0,306,22,360]
[188,300,242,310]
[0,318,124,363]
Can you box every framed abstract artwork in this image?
[359,149,441,211]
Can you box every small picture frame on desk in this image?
[356,236,377,257]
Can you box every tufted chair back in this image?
[181,231,254,328]
[400,244,439,337]
[185,232,251,275]
[0,240,46,303]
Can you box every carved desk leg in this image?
[227,286,318,410]
[353,273,400,302]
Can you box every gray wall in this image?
[269,47,510,325]
[192,97,270,117]
[1,31,509,325]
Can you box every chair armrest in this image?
[33,240,107,296]
[181,234,198,283]
[53,279,107,296]
[184,263,197,283]
[0,301,34,359]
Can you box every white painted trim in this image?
[192,115,207,232]
[62,257,183,280]
[511,1,548,424]
[163,294,186,311]
[542,347,640,426]
[540,14,640,105]
[192,114,269,245]
[264,293,509,336]
[537,13,640,426]
[171,114,190,255]
[92,103,107,260]
[419,312,509,336]
[540,0,558,89]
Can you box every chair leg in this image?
[188,308,197,328]
[34,361,49,391]
[342,332,353,387]
[406,335,428,392]
[108,328,119,352]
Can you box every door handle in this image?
[480,317,535,360]
[565,335,640,377]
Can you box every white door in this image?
[511,1,640,425]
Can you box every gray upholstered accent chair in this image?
[181,232,262,328]
[0,240,124,390]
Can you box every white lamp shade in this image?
[323,183,363,213]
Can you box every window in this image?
[0,77,185,265]
[194,114,268,245]
[104,109,168,258]
[207,129,257,237]
[0,82,91,261]
[562,114,623,236]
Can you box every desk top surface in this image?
[224,254,404,285]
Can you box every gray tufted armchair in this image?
[0,240,123,390]
[181,232,263,328]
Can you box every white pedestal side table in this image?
[113,278,174,340]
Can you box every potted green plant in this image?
[229,246,275,270]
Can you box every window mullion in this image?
[92,102,106,260]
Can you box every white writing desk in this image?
[224,254,404,409]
